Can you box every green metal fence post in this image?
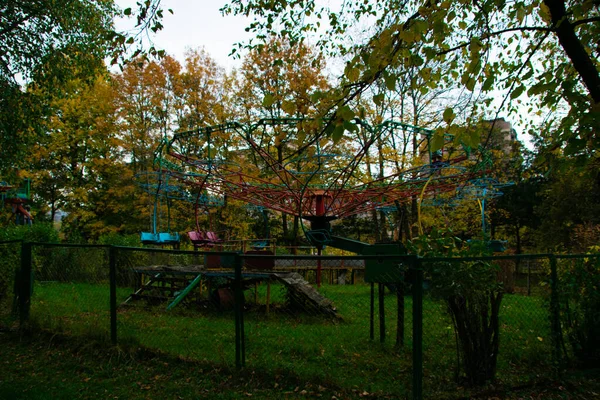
[379,282,385,343]
[370,282,375,340]
[19,241,32,328]
[412,257,423,400]
[109,246,117,345]
[549,254,562,371]
[397,283,405,347]
[234,253,245,368]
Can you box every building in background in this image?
[483,117,518,154]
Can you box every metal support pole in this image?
[549,255,562,371]
[370,282,375,340]
[397,284,405,347]
[527,260,531,296]
[412,259,423,400]
[234,253,245,368]
[109,246,117,345]
[379,282,385,343]
[316,248,322,287]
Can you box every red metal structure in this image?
[163,118,479,285]
[1,179,33,225]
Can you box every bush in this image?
[409,229,503,386]
[559,256,600,367]
[0,223,59,310]
[0,222,59,243]
[97,233,141,247]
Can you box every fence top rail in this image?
[112,245,239,257]
[0,239,23,245]
[424,252,600,263]
[28,242,111,249]
[553,253,600,260]
[242,253,418,261]
[14,241,600,261]
[423,253,553,263]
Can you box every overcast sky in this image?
[115,1,253,71]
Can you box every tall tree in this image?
[235,38,331,243]
[27,71,138,239]
[0,0,169,173]
[113,59,166,175]
[178,48,228,129]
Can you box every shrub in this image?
[0,223,59,309]
[559,256,600,367]
[0,222,59,243]
[409,229,503,386]
[97,232,141,247]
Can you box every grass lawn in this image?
[2,331,599,400]
[23,280,559,398]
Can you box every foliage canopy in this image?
[222,0,600,155]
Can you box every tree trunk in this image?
[544,0,600,103]
[277,144,289,239]
[515,222,522,273]
[399,202,411,242]
[447,291,503,386]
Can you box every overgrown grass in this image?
[28,281,554,398]
[2,331,599,400]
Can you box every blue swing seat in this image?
[141,232,180,245]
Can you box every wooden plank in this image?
[121,273,162,305]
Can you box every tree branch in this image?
[572,16,600,28]
[437,26,553,56]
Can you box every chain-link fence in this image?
[0,240,21,329]
[240,253,419,398]
[419,255,554,396]
[11,243,600,399]
[554,254,600,368]
[113,246,241,366]
[28,243,111,340]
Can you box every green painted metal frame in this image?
[166,274,204,311]
[109,246,117,345]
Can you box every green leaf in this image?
[345,65,360,82]
[373,93,385,106]
[465,77,475,91]
[337,105,355,120]
[516,6,526,23]
[332,124,345,143]
[310,91,322,103]
[430,132,445,152]
[124,7,132,16]
[343,120,358,133]
[384,74,397,91]
[481,76,494,92]
[467,130,480,148]
[281,100,296,115]
[262,94,275,107]
[442,107,455,124]
[510,85,525,99]
[468,38,482,53]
